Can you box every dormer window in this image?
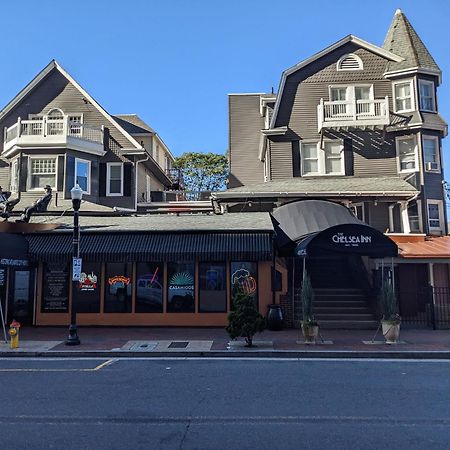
[336,53,363,71]
[419,79,436,112]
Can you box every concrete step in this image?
[313,288,366,294]
[314,301,368,307]
[314,306,372,314]
[318,320,379,330]
[314,295,366,302]
[315,313,376,321]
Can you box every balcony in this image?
[317,97,390,132]
[3,117,105,156]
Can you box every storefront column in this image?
[428,262,435,305]
[400,201,411,234]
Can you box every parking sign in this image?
[72,257,82,281]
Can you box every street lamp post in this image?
[66,184,83,346]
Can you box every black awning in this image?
[295,223,398,258]
[25,232,273,262]
[0,233,29,266]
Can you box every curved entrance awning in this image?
[272,200,397,257]
[295,223,398,257]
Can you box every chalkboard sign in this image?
[42,263,69,312]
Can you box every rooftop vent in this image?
[337,53,363,71]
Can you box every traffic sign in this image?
[72,257,82,281]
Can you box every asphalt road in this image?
[0,357,449,450]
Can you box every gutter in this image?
[212,191,419,199]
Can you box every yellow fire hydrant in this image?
[8,320,21,349]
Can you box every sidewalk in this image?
[1,326,450,358]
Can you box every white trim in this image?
[396,135,419,174]
[418,79,436,112]
[74,157,91,195]
[427,199,444,234]
[392,78,415,113]
[146,172,152,202]
[10,158,19,193]
[301,140,344,176]
[384,67,442,84]
[422,135,441,173]
[27,155,58,191]
[351,202,365,222]
[270,35,403,128]
[336,53,363,71]
[0,60,143,151]
[106,162,124,197]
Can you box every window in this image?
[199,262,227,312]
[423,136,440,172]
[136,262,164,313]
[74,262,101,313]
[427,200,443,231]
[68,114,83,136]
[105,263,133,313]
[396,136,418,173]
[419,80,436,112]
[47,108,64,135]
[231,262,258,307]
[106,163,123,196]
[351,203,365,222]
[393,80,414,112]
[408,201,421,232]
[301,143,319,175]
[330,87,347,102]
[328,85,373,117]
[301,141,343,176]
[29,157,57,189]
[75,158,91,194]
[336,53,363,71]
[10,159,19,193]
[167,262,195,313]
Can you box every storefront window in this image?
[199,262,227,312]
[135,262,164,313]
[74,262,101,313]
[167,262,195,313]
[230,262,258,306]
[42,262,69,312]
[105,263,132,313]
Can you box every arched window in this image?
[47,108,64,119]
[46,108,64,135]
[336,53,363,71]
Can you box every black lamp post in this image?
[66,184,83,346]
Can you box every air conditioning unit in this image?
[426,162,439,171]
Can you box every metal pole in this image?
[66,199,80,345]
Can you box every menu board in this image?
[42,263,69,312]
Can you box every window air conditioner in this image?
[426,162,439,171]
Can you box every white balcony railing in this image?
[3,117,104,154]
[317,96,390,132]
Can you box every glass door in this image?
[8,269,35,325]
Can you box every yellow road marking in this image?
[0,359,116,372]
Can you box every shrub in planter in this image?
[226,291,266,347]
[300,273,319,343]
[380,280,401,343]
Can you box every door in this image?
[7,268,35,325]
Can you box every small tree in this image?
[226,291,266,347]
[301,273,317,325]
[380,280,401,324]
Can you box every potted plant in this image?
[300,273,319,343]
[380,280,401,344]
[226,291,266,347]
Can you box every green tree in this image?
[173,152,228,200]
[226,291,266,347]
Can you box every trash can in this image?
[267,304,283,331]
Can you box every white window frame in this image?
[328,85,374,102]
[423,135,440,172]
[301,140,344,176]
[393,79,415,113]
[74,158,91,195]
[418,79,436,112]
[28,156,58,191]
[10,158,19,193]
[396,135,419,174]
[336,53,364,71]
[427,200,444,233]
[351,202,365,222]
[106,162,124,197]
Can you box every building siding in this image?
[228,94,265,187]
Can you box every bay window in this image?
[419,80,436,112]
[396,136,418,173]
[393,80,414,112]
[29,157,57,189]
[423,136,440,172]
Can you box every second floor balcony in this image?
[317,97,390,132]
[3,117,105,156]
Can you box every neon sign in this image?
[232,268,257,295]
[108,275,131,286]
[79,271,98,291]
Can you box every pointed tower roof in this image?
[383,9,440,75]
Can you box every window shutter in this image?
[57,156,64,192]
[292,141,301,177]
[123,163,132,197]
[99,163,106,197]
[343,138,354,176]
[19,155,28,192]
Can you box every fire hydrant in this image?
[8,320,21,349]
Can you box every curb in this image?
[2,350,450,359]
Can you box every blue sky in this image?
[0,0,448,169]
